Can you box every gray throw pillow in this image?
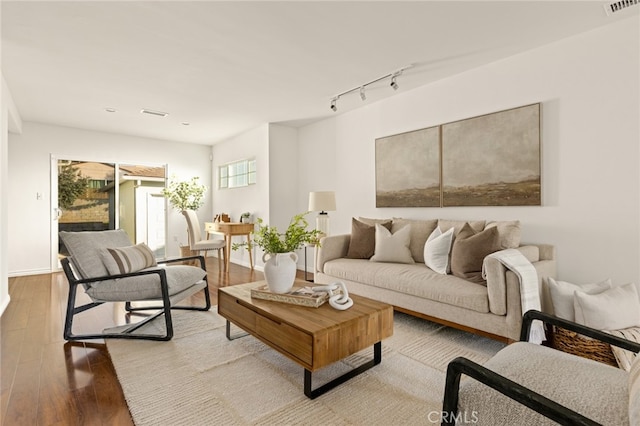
[392,218,438,263]
[485,220,522,249]
[450,223,500,284]
[346,218,391,259]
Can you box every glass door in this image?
[52,157,167,270]
[55,160,116,266]
[117,164,166,257]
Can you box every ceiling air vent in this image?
[604,0,639,16]
[140,109,169,117]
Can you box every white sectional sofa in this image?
[314,217,556,342]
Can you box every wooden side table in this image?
[205,222,254,271]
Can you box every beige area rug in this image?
[106,308,505,425]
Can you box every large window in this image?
[219,159,256,189]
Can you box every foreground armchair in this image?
[60,229,211,341]
[442,310,640,425]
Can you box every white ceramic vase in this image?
[262,252,298,294]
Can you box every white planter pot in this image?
[262,252,298,294]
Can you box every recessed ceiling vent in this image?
[140,109,169,117]
[604,0,639,16]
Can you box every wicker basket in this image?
[548,326,618,367]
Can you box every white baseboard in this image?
[8,268,52,277]
[0,296,10,317]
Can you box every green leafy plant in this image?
[58,164,89,209]
[162,176,207,211]
[233,212,321,254]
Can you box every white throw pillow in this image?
[547,277,612,321]
[423,227,454,274]
[370,223,414,264]
[574,283,640,331]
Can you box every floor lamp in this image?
[308,191,336,238]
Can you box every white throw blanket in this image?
[482,249,546,344]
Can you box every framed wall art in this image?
[374,103,541,208]
[442,103,540,206]
[375,126,440,207]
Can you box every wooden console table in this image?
[205,222,254,271]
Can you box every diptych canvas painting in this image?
[375,103,540,207]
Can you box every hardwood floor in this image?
[0,259,285,426]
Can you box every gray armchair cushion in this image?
[459,342,629,425]
[60,230,133,279]
[85,265,207,301]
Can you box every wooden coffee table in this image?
[218,280,393,399]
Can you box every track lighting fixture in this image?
[329,65,412,112]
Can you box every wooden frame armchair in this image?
[443,310,640,425]
[60,230,211,341]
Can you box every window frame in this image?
[218,158,256,189]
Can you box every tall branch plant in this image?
[162,176,207,211]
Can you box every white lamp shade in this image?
[308,191,336,212]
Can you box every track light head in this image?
[359,86,366,101]
[330,98,337,112]
[390,75,399,90]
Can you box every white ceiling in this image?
[2,1,637,145]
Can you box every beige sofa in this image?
[314,218,556,342]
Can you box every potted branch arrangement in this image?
[162,176,207,259]
[234,212,320,294]
[162,176,207,213]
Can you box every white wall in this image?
[298,118,338,217]
[0,84,7,315]
[268,124,300,228]
[7,122,212,275]
[1,73,23,314]
[212,123,309,269]
[211,124,270,268]
[298,17,640,286]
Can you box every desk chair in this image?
[182,209,226,271]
